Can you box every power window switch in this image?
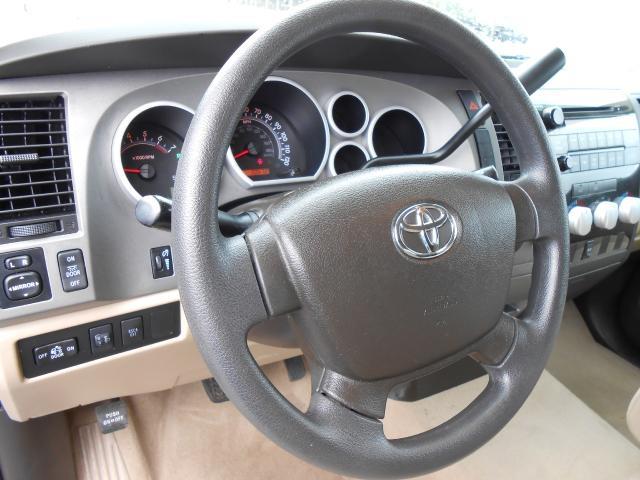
[121,317,144,346]
[89,324,114,354]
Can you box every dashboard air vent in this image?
[0,95,77,242]
[491,112,520,181]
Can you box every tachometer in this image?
[121,124,183,198]
[230,106,302,180]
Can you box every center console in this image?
[493,89,640,300]
[530,91,640,295]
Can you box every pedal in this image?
[202,378,229,403]
[95,398,128,434]
[284,355,306,381]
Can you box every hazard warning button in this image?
[457,90,483,119]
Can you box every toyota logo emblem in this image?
[392,203,457,259]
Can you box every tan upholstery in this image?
[73,362,640,480]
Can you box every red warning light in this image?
[468,100,479,111]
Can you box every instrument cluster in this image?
[114,76,428,199]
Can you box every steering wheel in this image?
[173,0,569,477]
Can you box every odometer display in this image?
[120,124,183,198]
[230,106,305,181]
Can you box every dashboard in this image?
[0,27,638,422]
[112,74,433,198]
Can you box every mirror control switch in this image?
[4,255,32,270]
[4,271,42,300]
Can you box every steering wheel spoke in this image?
[470,311,518,367]
[501,180,541,244]
[512,165,569,242]
[311,314,515,420]
[305,387,387,454]
[244,219,302,318]
[314,367,395,419]
[215,235,271,336]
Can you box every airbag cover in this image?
[250,165,516,380]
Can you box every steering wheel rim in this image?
[173,0,569,477]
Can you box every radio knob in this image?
[542,106,565,129]
[568,206,593,236]
[592,201,619,230]
[557,155,575,172]
[618,196,640,224]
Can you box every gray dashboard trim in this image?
[0,68,478,321]
[328,141,371,176]
[0,29,463,80]
[326,90,370,138]
[366,105,428,158]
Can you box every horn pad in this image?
[248,165,516,381]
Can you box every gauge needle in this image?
[234,149,250,159]
[124,168,142,174]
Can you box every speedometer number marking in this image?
[230,104,300,180]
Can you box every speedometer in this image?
[226,78,329,188]
[230,106,303,180]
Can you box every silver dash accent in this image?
[0,153,40,165]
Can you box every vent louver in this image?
[491,112,520,181]
[0,96,75,220]
[0,95,77,242]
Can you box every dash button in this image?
[33,338,78,366]
[4,271,42,300]
[121,317,144,346]
[57,249,88,292]
[4,255,32,270]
